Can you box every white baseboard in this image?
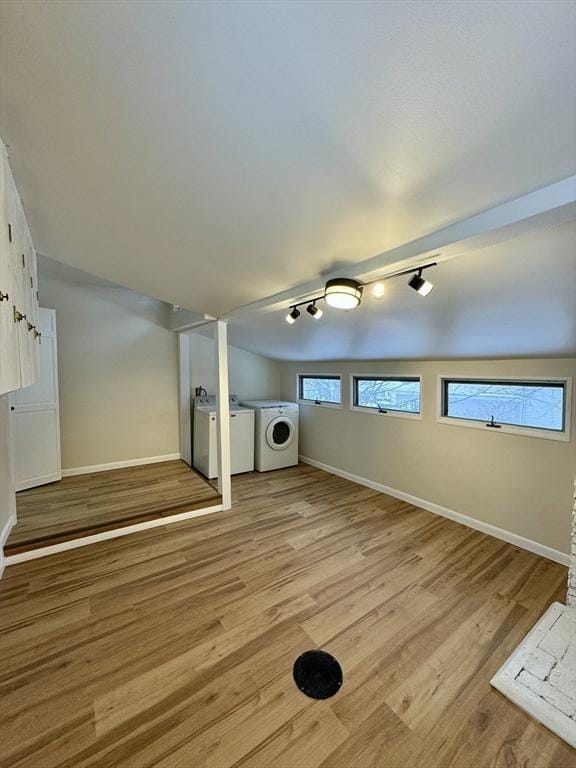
[16,472,62,492]
[62,453,181,478]
[5,503,223,565]
[0,513,16,580]
[299,455,570,567]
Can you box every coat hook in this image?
[0,291,8,302]
[13,306,25,322]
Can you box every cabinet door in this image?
[28,247,40,381]
[13,194,33,389]
[0,153,21,395]
[0,143,40,395]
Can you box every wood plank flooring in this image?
[6,461,221,554]
[0,464,572,768]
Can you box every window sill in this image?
[298,400,342,410]
[437,416,570,442]
[350,405,422,421]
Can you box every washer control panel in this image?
[194,394,240,409]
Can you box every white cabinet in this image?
[0,140,40,396]
[0,152,20,394]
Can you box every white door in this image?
[10,308,61,491]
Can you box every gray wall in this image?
[188,332,281,401]
[39,274,180,470]
[280,358,576,555]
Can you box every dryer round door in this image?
[265,416,295,451]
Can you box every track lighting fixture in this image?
[306,302,323,319]
[284,261,437,326]
[285,307,300,324]
[408,269,434,297]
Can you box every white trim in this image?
[297,400,342,410]
[436,415,571,442]
[178,333,192,466]
[436,375,572,443]
[0,513,16,579]
[0,513,17,547]
[61,453,181,477]
[16,472,61,492]
[5,504,223,565]
[215,320,232,510]
[350,406,421,421]
[349,373,422,420]
[297,373,343,409]
[299,455,570,567]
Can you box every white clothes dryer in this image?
[239,400,299,472]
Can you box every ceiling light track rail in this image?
[362,261,437,286]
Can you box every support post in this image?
[215,320,231,509]
[178,332,192,466]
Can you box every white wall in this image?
[280,358,576,556]
[39,270,180,470]
[188,332,281,401]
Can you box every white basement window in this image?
[438,377,571,441]
[351,375,421,419]
[298,374,342,407]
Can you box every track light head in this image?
[408,270,434,297]
[286,307,300,324]
[306,302,323,319]
[371,282,385,299]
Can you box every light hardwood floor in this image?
[0,464,572,768]
[6,460,221,554]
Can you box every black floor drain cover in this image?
[293,650,343,699]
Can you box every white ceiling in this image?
[1,1,575,322]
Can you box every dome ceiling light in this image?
[324,278,363,309]
[284,261,437,324]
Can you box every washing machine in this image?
[239,400,299,472]
[193,395,254,479]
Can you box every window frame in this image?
[297,373,342,409]
[436,375,572,442]
[350,374,422,420]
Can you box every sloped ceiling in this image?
[225,221,576,361]
[1,1,575,360]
